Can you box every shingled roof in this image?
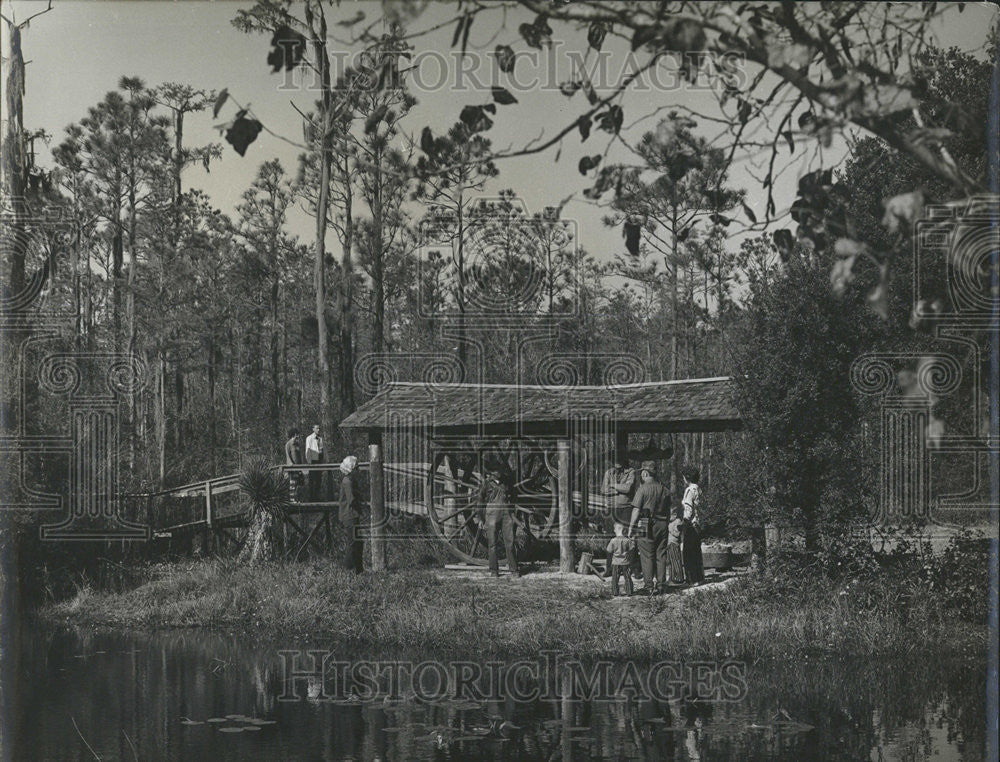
[339,378,740,436]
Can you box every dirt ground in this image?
[433,564,747,605]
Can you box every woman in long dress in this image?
[681,466,705,584]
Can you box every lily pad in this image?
[242,726,262,732]
[180,720,205,726]
[218,727,244,733]
[206,718,227,723]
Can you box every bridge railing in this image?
[130,462,373,536]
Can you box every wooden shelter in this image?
[340,378,741,571]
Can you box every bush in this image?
[746,528,990,625]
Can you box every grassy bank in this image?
[41,553,988,662]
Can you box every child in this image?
[667,507,685,584]
[606,523,636,596]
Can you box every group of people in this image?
[284,425,364,574]
[604,461,704,596]
[284,425,331,503]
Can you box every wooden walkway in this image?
[128,464,367,559]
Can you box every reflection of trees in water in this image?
[15,626,987,760]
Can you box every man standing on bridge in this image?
[305,424,325,502]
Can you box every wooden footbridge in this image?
[130,464,344,559]
[133,378,741,568]
[131,461,435,560]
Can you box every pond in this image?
[3,624,987,760]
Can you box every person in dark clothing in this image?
[627,461,672,595]
[666,504,685,584]
[479,461,519,578]
[337,455,363,573]
[284,428,304,501]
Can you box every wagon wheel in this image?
[425,439,562,565]
[423,448,481,564]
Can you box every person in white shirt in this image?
[305,424,325,501]
[681,466,705,583]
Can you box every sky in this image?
[4,0,998,271]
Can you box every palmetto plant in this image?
[238,457,291,565]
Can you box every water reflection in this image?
[3,624,986,760]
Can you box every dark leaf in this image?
[782,130,795,153]
[588,21,608,50]
[798,111,816,130]
[532,13,552,38]
[482,102,497,115]
[459,104,493,132]
[773,229,794,258]
[598,105,624,134]
[582,80,598,105]
[212,88,229,119]
[364,104,388,134]
[492,86,518,105]
[741,201,757,224]
[519,22,542,49]
[420,126,435,156]
[790,198,812,223]
[664,18,707,52]
[267,25,306,73]
[225,116,263,157]
[709,213,732,227]
[632,26,658,51]
[667,154,695,182]
[336,10,365,27]
[623,220,641,256]
[578,114,592,141]
[737,98,752,124]
[798,168,833,197]
[495,45,516,74]
[578,154,601,175]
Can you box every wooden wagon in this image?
[339,378,742,570]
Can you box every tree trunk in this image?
[307,1,334,433]
[1,23,28,300]
[669,207,679,382]
[338,156,355,417]
[372,152,385,357]
[207,336,217,474]
[455,189,467,372]
[239,505,277,565]
[270,274,281,443]
[156,354,166,486]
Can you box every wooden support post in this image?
[765,523,781,555]
[369,433,386,572]
[557,439,573,573]
[202,481,213,556]
[615,427,628,466]
[204,481,213,528]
